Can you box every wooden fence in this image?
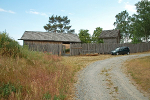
[25,42,150,56]
[70,43,150,56]
[27,43,65,56]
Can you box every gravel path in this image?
[75,53,150,100]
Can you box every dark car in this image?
[111,47,130,55]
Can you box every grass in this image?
[125,56,150,97]
[62,55,112,73]
[0,32,72,99]
[0,32,113,99]
[3,31,150,99]
[0,53,72,100]
[0,53,112,100]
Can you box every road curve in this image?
[75,53,150,100]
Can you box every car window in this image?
[124,48,128,50]
[115,48,120,51]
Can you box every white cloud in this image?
[0,8,5,12]
[118,0,123,3]
[0,8,15,14]
[124,2,136,13]
[26,9,48,17]
[68,13,74,15]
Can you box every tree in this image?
[43,15,75,33]
[92,27,103,43]
[114,10,131,43]
[132,1,150,42]
[128,16,143,43]
[78,29,91,43]
[114,1,150,43]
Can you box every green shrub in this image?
[65,49,70,53]
[43,92,51,100]
[0,82,22,99]
[0,32,30,58]
[0,32,21,57]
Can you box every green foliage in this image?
[132,1,150,42]
[114,10,130,43]
[53,95,59,100]
[0,31,32,58]
[0,82,22,99]
[92,27,103,43]
[0,32,21,57]
[65,49,70,53]
[43,92,51,100]
[0,31,42,59]
[59,94,66,100]
[53,94,66,100]
[114,1,150,43]
[44,15,75,33]
[130,36,142,44]
[78,29,91,43]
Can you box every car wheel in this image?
[127,52,130,55]
[116,53,119,55]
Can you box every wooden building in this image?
[19,31,81,52]
[99,30,121,43]
[19,31,81,44]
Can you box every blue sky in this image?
[0,0,144,45]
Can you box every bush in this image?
[0,32,28,58]
[65,49,70,53]
[0,82,22,99]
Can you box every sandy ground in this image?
[75,53,150,100]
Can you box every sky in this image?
[0,0,146,45]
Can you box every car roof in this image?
[120,46,128,48]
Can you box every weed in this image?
[114,86,118,93]
[0,82,22,99]
[43,92,51,100]
[101,68,108,73]
[59,94,66,100]
[105,73,109,76]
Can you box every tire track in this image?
[75,53,150,100]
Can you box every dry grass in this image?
[125,56,150,97]
[62,54,112,72]
[0,53,72,100]
[0,51,112,100]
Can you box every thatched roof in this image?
[19,31,81,43]
[99,30,120,39]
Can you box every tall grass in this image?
[0,32,73,99]
[0,31,113,99]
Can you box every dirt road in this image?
[75,53,150,100]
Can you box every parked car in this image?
[111,47,130,55]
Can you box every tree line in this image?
[43,15,103,43]
[43,1,150,44]
[114,1,150,43]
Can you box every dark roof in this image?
[19,31,81,43]
[99,30,120,39]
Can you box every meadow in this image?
[0,32,112,99]
[0,31,150,99]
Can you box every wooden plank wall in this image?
[25,42,63,56]
[70,43,150,56]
